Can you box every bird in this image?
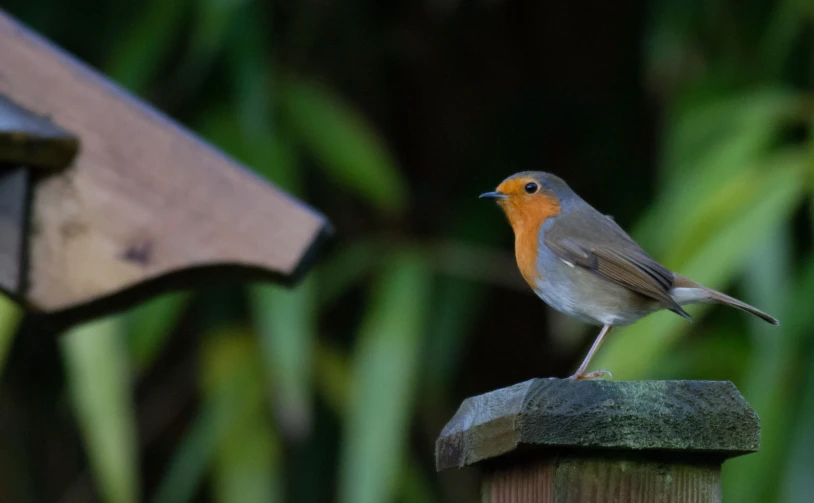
[480,171,779,380]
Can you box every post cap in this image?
[436,379,760,471]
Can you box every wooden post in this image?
[436,379,760,503]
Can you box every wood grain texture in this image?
[0,166,28,295]
[483,460,555,503]
[483,455,721,503]
[0,10,331,318]
[436,379,760,471]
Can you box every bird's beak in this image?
[479,191,508,200]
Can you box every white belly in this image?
[532,265,661,327]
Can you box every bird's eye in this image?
[524,182,538,194]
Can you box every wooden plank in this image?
[483,460,555,503]
[0,166,28,296]
[0,10,331,318]
[483,455,722,503]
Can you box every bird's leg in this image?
[568,324,613,380]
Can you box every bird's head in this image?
[480,171,571,232]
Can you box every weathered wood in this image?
[483,455,721,503]
[0,166,29,295]
[0,95,77,301]
[0,95,79,170]
[436,379,760,503]
[0,10,331,321]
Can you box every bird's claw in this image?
[567,369,613,381]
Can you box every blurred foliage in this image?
[0,0,813,502]
[61,318,139,503]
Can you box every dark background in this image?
[0,0,812,502]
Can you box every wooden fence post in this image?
[436,379,760,503]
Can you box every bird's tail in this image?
[671,275,779,326]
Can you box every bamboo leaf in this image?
[213,416,280,503]
[781,368,814,503]
[661,90,798,177]
[152,328,270,503]
[338,253,431,503]
[106,0,189,91]
[421,276,483,403]
[780,269,814,502]
[151,391,234,503]
[126,292,190,371]
[724,227,793,503]
[757,0,810,79]
[0,297,22,377]
[62,317,139,503]
[282,80,408,214]
[187,0,251,76]
[209,332,281,503]
[315,238,386,309]
[596,158,805,379]
[250,280,315,441]
[400,458,438,503]
[313,341,352,416]
[637,90,799,252]
[314,341,440,503]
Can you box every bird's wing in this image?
[544,219,691,321]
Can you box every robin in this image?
[481,171,779,380]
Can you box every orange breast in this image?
[515,228,540,287]
[498,193,561,288]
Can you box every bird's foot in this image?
[567,369,613,381]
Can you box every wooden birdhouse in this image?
[0,9,331,327]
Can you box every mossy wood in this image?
[436,379,760,503]
[0,9,331,326]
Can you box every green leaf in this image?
[0,297,22,377]
[781,300,814,503]
[187,0,251,77]
[210,333,281,503]
[282,79,408,214]
[228,11,274,135]
[596,157,805,379]
[313,342,441,503]
[126,292,190,371]
[197,104,300,192]
[660,90,798,177]
[338,252,431,503]
[196,15,302,193]
[400,459,438,503]
[782,370,814,503]
[213,415,280,503]
[757,0,810,79]
[152,389,234,503]
[638,90,799,252]
[62,317,139,503]
[152,329,273,503]
[106,0,189,92]
[724,227,793,503]
[313,341,352,415]
[250,280,315,441]
[315,237,386,309]
[420,276,483,403]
